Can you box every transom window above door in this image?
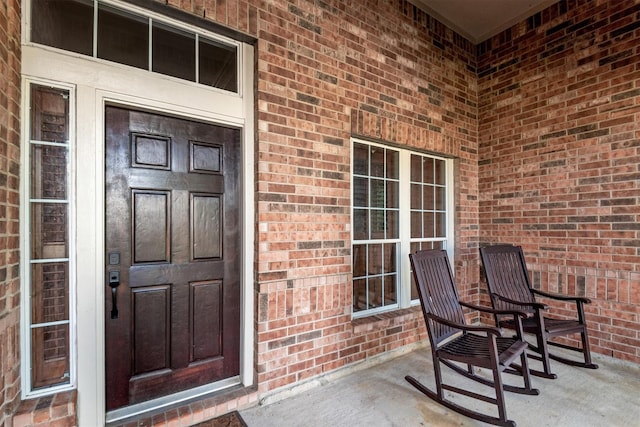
[29,0,239,92]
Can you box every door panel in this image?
[105,106,240,411]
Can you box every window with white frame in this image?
[352,139,453,316]
[29,0,239,92]
[23,83,75,392]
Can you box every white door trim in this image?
[21,43,254,426]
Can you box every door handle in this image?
[108,271,120,319]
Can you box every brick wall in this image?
[0,0,22,424]
[251,0,480,394]
[478,0,640,363]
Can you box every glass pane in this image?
[386,150,399,179]
[353,177,368,207]
[369,277,383,308]
[434,158,446,185]
[423,157,434,184]
[410,183,421,210]
[352,244,367,278]
[199,37,237,92]
[353,143,369,175]
[370,178,385,208]
[411,211,421,238]
[31,0,93,55]
[31,85,69,143]
[410,242,420,254]
[31,145,68,200]
[353,209,368,240]
[383,243,396,274]
[423,185,435,210]
[370,209,385,239]
[353,279,367,311]
[383,275,396,305]
[410,154,421,182]
[435,213,446,237]
[31,203,69,259]
[410,274,418,301]
[370,147,384,177]
[424,212,435,238]
[435,186,446,210]
[98,4,149,70]
[153,22,195,81]
[386,181,398,208]
[386,210,398,239]
[368,244,382,275]
[31,263,69,324]
[31,324,70,389]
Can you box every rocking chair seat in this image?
[501,316,584,336]
[440,334,529,369]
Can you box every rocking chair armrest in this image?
[459,300,528,319]
[426,313,502,337]
[493,293,548,310]
[531,288,592,304]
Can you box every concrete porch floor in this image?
[240,344,639,427]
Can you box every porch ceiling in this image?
[412,0,560,44]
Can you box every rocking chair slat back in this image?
[481,246,535,313]
[410,250,465,346]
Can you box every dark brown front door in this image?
[105,106,241,411]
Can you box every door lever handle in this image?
[108,271,120,319]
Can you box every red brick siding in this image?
[478,0,640,363]
[0,0,21,424]
[251,0,479,394]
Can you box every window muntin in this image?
[27,84,73,390]
[30,0,239,93]
[352,140,452,315]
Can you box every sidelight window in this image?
[352,139,453,316]
[22,83,75,394]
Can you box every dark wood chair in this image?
[480,244,598,379]
[406,249,538,427]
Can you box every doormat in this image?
[192,411,248,427]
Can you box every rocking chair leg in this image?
[580,329,598,369]
[492,365,508,424]
[432,355,445,399]
[519,350,534,392]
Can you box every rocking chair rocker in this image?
[406,249,538,427]
[480,244,598,379]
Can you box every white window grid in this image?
[352,139,454,318]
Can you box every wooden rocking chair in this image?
[406,249,538,427]
[480,244,598,379]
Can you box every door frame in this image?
[21,37,254,426]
